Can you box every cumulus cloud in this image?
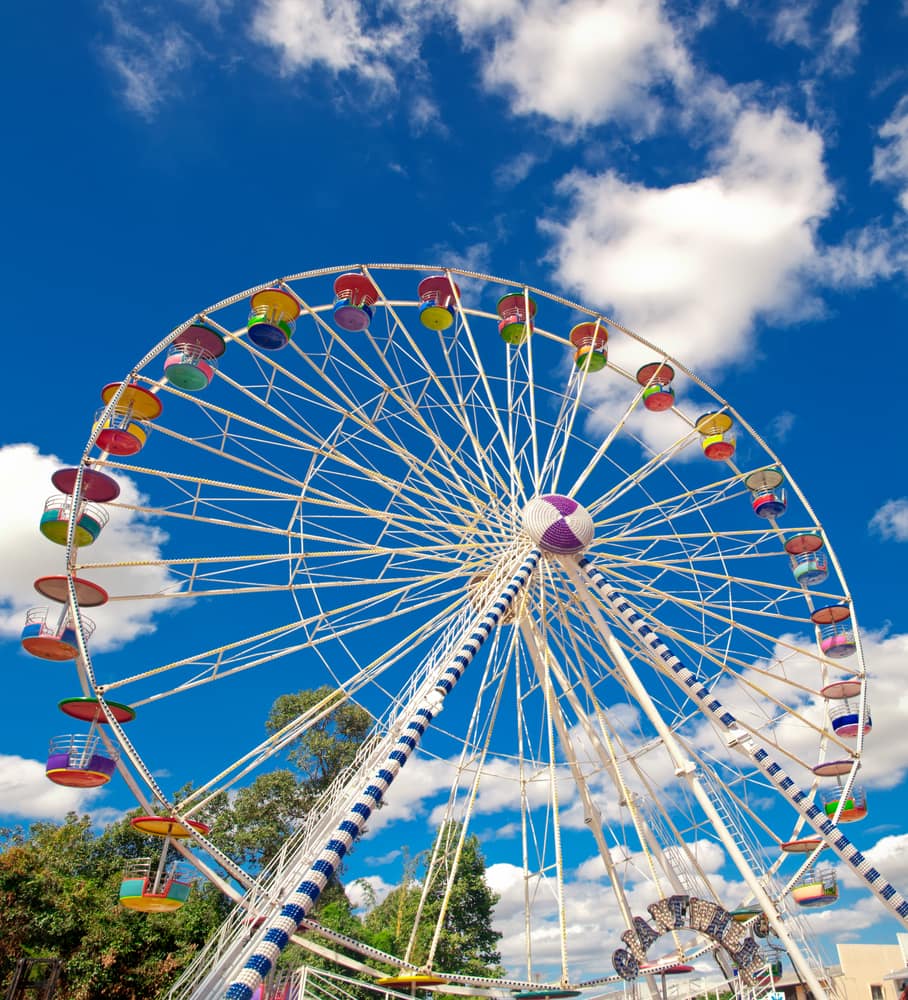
[837,832,908,891]
[249,0,424,87]
[487,850,752,979]
[795,892,881,940]
[0,443,178,653]
[870,498,908,541]
[0,754,105,821]
[689,630,908,792]
[243,0,711,137]
[364,754,453,833]
[451,0,693,132]
[768,411,796,443]
[346,873,395,910]
[543,107,834,376]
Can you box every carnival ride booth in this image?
[94,383,162,457]
[44,698,134,788]
[248,288,301,350]
[417,275,460,331]
[119,857,192,913]
[39,467,119,546]
[811,603,857,659]
[731,907,770,937]
[745,468,787,519]
[45,733,117,788]
[822,678,872,739]
[822,781,869,824]
[375,975,449,994]
[785,532,829,586]
[21,607,93,662]
[753,950,785,983]
[496,291,536,345]
[39,496,107,548]
[813,758,868,823]
[333,273,379,333]
[781,836,828,856]
[695,411,736,460]
[636,362,675,411]
[791,868,839,908]
[29,471,120,660]
[24,576,108,663]
[119,815,209,913]
[569,321,608,372]
[163,323,226,391]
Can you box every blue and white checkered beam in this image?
[579,557,908,929]
[224,550,541,1000]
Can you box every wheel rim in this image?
[54,264,879,996]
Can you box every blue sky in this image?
[2,0,908,985]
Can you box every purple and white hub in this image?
[521,494,594,554]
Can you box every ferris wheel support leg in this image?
[221,549,542,1000]
[560,556,831,1000]
[518,618,663,1000]
[578,557,908,931]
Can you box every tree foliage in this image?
[210,686,373,870]
[0,691,505,998]
[0,814,229,999]
[363,823,503,979]
[266,687,373,799]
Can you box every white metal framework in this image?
[55,265,891,1000]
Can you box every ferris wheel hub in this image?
[521,494,594,554]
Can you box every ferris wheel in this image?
[23,264,904,1000]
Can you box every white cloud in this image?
[543,107,834,375]
[427,240,494,279]
[249,0,423,87]
[874,95,908,212]
[768,410,796,443]
[837,832,908,891]
[690,630,908,792]
[365,754,452,833]
[771,4,814,47]
[409,94,447,135]
[102,1,195,118]
[487,856,750,980]
[452,0,692,131]
[795,892,881,941]
[814,222,905,288]
[364,848,402,865]
[180,0,234,26]
[494,152,540,189]
[0,443,177,653]
[824,0,863,65]
[768,0,864,75]
[0,754,104,821]
[870,498,908,541]
[346,873,395,910]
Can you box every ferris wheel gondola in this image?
[23,264,905,1000]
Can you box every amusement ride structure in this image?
[19,264,902,1000]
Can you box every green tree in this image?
[210,686,372,870]
[0,688,374,997]
[363,823,503,979]
[266,686,373,802]
[0,813,228,999]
